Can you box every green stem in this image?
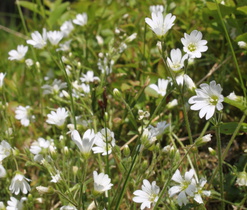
[114,144,141,210]
[215,0,246,100]
[215,119,225,210]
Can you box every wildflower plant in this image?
[1,0,247,209]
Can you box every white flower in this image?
[176,74,196,91]
[15,106,35,127]
[168,169,196,207]
[50,172,61,183]
[71,129,95,157]
[30,138,52,162]
[202,134,212,143]
[236,171,247,186]
[145,12,176,37]
[97,54,114,75]
[0,165,6,178]
[8,45,28,61]
[0,140,12,161]
[25,58,34,67]
[60,205,77,210]
[46,107,69,127]
[47,31,64,46]
[0,201,5,209]
[27,28,47,49]
[167,49,188,72]
[150,121,169,137]
[60,20,74,37]
[181,30,208,58]
[133,179,160,210]
[9,174,31,195]
[7,197,27,210]
[238,41,247,49]
[146,78,169,97]
[73,13,88,26]
[42,79,67,95]
[188,80,224,120]
[80,71,100,83]
[92,128,115,156]
[193,178,211,204]
[56,40,72,52]
[0,73,6,89]
[149,5,164,14]
[93,171,113,194]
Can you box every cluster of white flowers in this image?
[168,169,210,207]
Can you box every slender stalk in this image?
[214,0,246,100]
[16,0,28,35]
[215,118,225,210]
[114,144,141,210]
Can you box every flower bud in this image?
[73,166,78,175]
[195,134,212,147]
[236,171,247,186]
[123,145,130,157]
[208,147,216,156]
[113,88,122,99]
[36,186,54,194]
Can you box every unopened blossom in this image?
[167,99,178,109]
[7,197,27,210]
[145,12,176,38]
[47,31,64,46]
[80,71,100,83]
[25,58,34,67]
[168,169,196,207]
[146,78,169,97]
[15,106,35,127]
[138,110,150,120]
[0,140,12,161]
[30,138,52,162]
[26,28,47,49]
[93,171,113,194]
[60,205,77,210]
[46,107,69,127]
[73,13,88,26]
[133,179,160,210]
[92,128,116,156]
[238,41,247,49]
[9,174,31,195]
[0,202,5,209]
[71,129,95,157]
[236,171,247,186]
[0,165,6,178]
[188,80,224,120]
[42,79,67,95]
[167,48,188,72]
[0,73,6,89]
[8,45,28,61]
[193,178,211,204]
[176,74,196,91]
[149,5,164,14]
[60,20,74,37]
[181,30,208,58]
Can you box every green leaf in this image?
[218,122,247,135]
[235,33,247,43]
[16,1,42,16]
[237,6,247,15]
[224,97,247,113]
[47,2,70,27]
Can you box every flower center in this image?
[172,63,181,69]
[149,193,157,202]
[209,95,219,106]
[188,43,197,52]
